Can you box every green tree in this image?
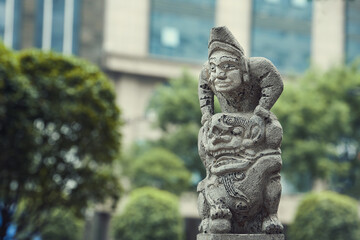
[273,63,360,195]
[111,187,183,240]
[128,148,191,195]
[147,72,220,182]
[0,44,122,239]
[35,208,84,240]
[289,191,360,240]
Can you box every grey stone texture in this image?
[197,26,284,235]
[197,234,285,240]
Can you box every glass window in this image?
[345,0,360,64]
[149,0,215,62]
[35,0,80,55]
[0,0,22,49]
[0,0,5,39]
[251,0,312,73]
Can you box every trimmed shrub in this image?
[129,148,191,195]
[111,187,183,240]
[40,209,84,240]
[289,191,360,240]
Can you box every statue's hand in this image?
[201,113,212,125]
[254,105,270,119]
[249,114,266,145]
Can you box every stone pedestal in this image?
[197,234,285,240]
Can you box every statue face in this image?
[209,50,242,93]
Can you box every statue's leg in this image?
[208,197,232,234]
[198,190,210,233]
[262,172,284,234]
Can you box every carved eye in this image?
[212,126,221,136]
[231,127,243,135]
[210,63,216,72]
[223,63,236,70]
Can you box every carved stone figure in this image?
[197,26,284,237]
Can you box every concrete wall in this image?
[311,0,345,69]
[103,0,150,57]
[215,0,252,56]
[112,74,164,146]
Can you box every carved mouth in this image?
[210,151,252,175]
[210,148,242,159]
[214,157,244,168]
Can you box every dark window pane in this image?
[52,0,65,52]
[149,0,215,62]
[251,0,312,73]
[13,0,22,50]
[35,0,44,48]
[345,0,360,64]
[0,0,5,40]
[72,0,81,54]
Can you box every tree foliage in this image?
[147,64,360,196]
[128,148,191,195]
[289,191,360,240]
[111,187,183,240]
[147,72,220,182]
[273,63,360,195]
[36,208,84,240]
[148,72,201,131]
[0,44,122,239]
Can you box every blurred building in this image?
[0,0,105,64]
[1,0,359,146]
[102,0,360,147]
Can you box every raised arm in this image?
[198,62,214,125]
[249,57,283,115]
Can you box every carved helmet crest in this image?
[208,26,245,58]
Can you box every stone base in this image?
[197,234,285,240]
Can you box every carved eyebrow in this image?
[220,56,238,62]
[209,57,216,61]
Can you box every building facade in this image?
[0,0,106,64]
[102,0,359,146]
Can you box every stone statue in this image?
[197,26,284,239]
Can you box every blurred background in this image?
[1,0,360,240]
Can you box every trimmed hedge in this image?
[111,187,183,240]
[129,148,191,195]
[289,191,360,240]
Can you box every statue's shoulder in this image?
[249,57,281,81]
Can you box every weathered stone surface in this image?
[197,26,284,235]
[197,234,285,240]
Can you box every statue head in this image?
[206,27,249,94]
[204,113,254,175]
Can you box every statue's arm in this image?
[198,62,214,125]
[250,57,283,115]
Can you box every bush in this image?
[289,191,360,240]
[128,148,191,195]
[40,209,84,240]
[111,187,183,240]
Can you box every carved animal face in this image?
[209,50,243,93]
[204,113,253,174]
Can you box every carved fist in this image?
[254,105,270,119]
[201,113,213,125]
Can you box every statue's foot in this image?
[209,206,232,233]
[209,218,231,233]
[210,206,232,220]
[262,214,283,234]
[199,218,210,233]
